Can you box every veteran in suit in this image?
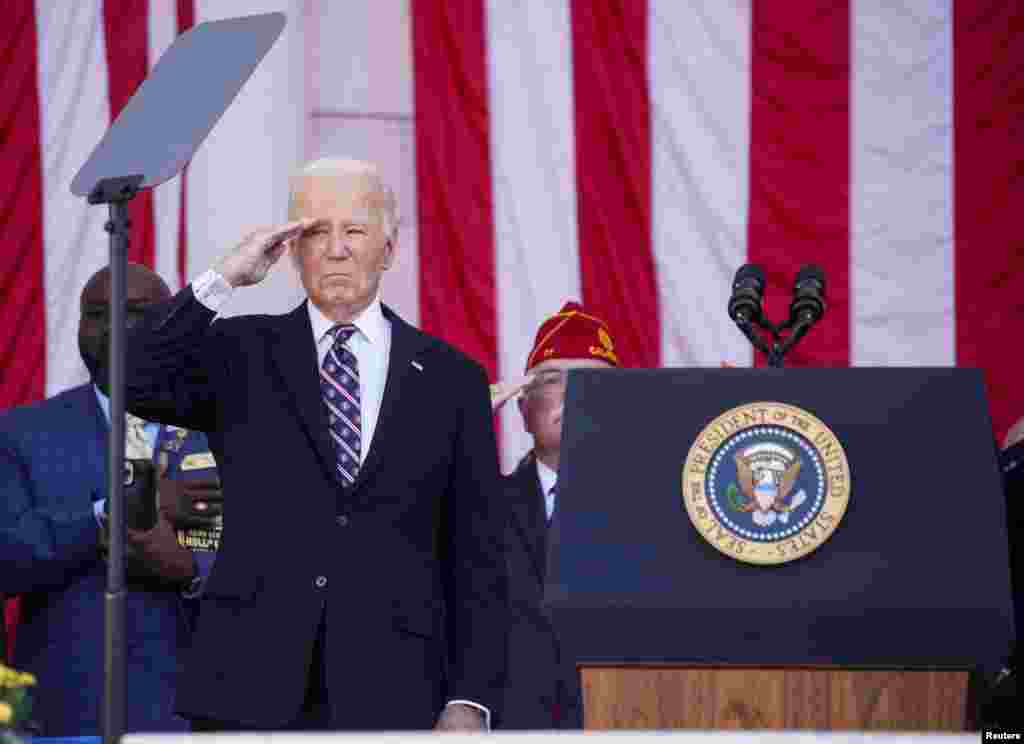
[0,264,218,735]
[492,302,619,729]
[105,158,508,731]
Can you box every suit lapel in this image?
[510,460,548,585]
[269,303,339,484]
[65,384,111,499]
[351,305,429,499]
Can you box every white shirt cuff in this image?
[446,700,491,730]
[191,269,234,313]
[93,499,106,527]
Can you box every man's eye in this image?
[346,228,366,236]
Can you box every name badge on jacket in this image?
[155,425,222,553]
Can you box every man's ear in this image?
[381,238,396,271]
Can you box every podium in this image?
[547,367,1014,730]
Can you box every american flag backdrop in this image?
[412,0,1024,468]
[2,1,1023,476]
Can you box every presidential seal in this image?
[682,402,850,565]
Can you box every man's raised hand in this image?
[215,219,316,288]
[490,374,534,413]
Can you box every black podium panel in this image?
[549,367,1013,669]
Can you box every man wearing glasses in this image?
[493,302,619,729]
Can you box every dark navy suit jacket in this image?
[0,384,199,735]
[499,458,582,729]
[107,288,508,729]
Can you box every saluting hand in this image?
[489,374,534,413]
[215,219,316,288]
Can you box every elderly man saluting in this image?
[103,158,508,731]
[492,302,620,730]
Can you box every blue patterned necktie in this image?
[320,324,361,486]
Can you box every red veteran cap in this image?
[525,301,620,371]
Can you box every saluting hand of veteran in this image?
[490,374,534,413]
[214,219,316,288]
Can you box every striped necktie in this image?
[320,324,361,486]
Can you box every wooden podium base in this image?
[581,667,972,730]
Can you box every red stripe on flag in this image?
[571,0,658,368]
[0,0,45,410]
[748,1,850,367]
[412,0,498,379]
[0,0,43,659]
[177,0,196,289]
[103,0,155,269]
[954,2,1024,443]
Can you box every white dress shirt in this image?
[535,457,558,521]
[190,269,490,728]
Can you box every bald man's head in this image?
[79,263,171,385]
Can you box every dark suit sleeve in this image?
[0,432,101,594]
[442,361,509,713]
[96,286,220,432]
[557,648,585,729]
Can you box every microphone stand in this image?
[775,314,815,360]
[737,313,814,368]
[751,316,786,368]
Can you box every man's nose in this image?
[326,234,352,258]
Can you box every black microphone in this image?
[775,265,826,358]
[728,264,766,326]
[789,264,826,325]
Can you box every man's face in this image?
[518,358,612,453]
[290,174,395,316]
[78,265,170,380]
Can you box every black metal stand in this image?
[737,316,794,368]
[89,174,143,744]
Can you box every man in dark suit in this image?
[108,158,507,731]
[492,302,619,729]
[0,264,218,735]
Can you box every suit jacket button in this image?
[337,514,349,527]
[315,576,327,589]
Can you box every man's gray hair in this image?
[288,158,399,242]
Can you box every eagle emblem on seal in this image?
[728,443,807,527]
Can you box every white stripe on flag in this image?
[487,0,581,472]
[851,0,955,366]
[149,0,183,292]
[649,1,753,367]
[37,1,113,396]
